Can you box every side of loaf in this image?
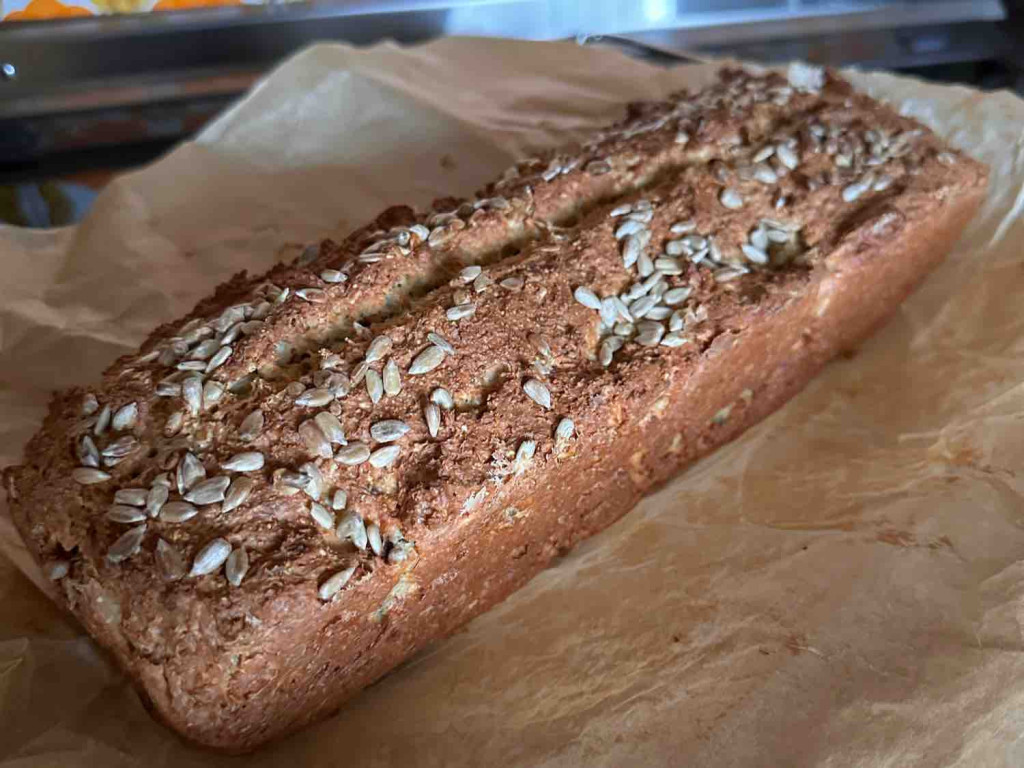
[3,65,987,751]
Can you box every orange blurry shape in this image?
[153,0,241,9]
[5,0,93,20]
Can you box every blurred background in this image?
[2,0,1022,225]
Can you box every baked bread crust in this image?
[3,66,987,751]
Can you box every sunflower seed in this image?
[741,243,769,264]
[112,488,145,507]
[94,404,111,436]
[184,476,230,505]
[428,332,455,355]
[276,342,294,366]
[573,286,601,311]
[475,275,492,294]
[309,501,335,530]
[337,510,368,550]
[151,472,172,489]
[108,503,148,523]
[499,276,524,291]
[299,462,324,501]
[293,420,330,459]
[238,410,264,442]
[874,175,893,192]
[72,466,110,483]
[636,321,665,346]
[750,227,770,251]
[514,440,536,474]
[157,381,182,398]
[600,337,623,366]
[223,477,255,513]
[408,223,430,242]
[421,402,441,438]
[335,442,371,466]
[614,322,635,337]
[190,538,231,577]
[446,303,476,322]
[296,388,333,408]
[615,219,645,239]
[459,265,482,283]
[189,339,220,361]
[609,203,632,218]
[719,188,744,210]
[669,311,685,332]
[332,488,348,511]
[365,523,383,556]
[225,547,249,586]
[636,252,655,278]
[596,296,617,327]
[776,143,799,170]
[409,345,446,375]
[202,380,224,411]
[182,376,202,417]
[622,233,643,269]
[145,484,168,518]
[110,402,138,432]
[307,414,342,449]
[663,287,692,306]
[319,567,356,600]
[670,220,697,236]
[523,379,551,410]
[842,175,874,202]
[555,418,575,441]
[296,288,326,303]
[661,332,689,347]
[654,258,683,276]
[370,420,410,444]
[154,539,186,581]
[206,345,231,373]
[102,436,138,459]
[713,267,748,283]
[46,560,70,580]
[82,394,99,416]
[221,452,265,472]
[286,382,307,399]
[629,295,658,320]
[387,538,414,565]
[753,164,778,184]
[77,435,100,468]
[361,369,383,404]
[365,335,392,364]
[664,240,686,258]
[369,445,401,468]
[430,387,454,410]
[107,524,146,563]
[320,269,346,284]
[174,454,203,497]
[177,360,207,372]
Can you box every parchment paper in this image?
[2,37,1024,767]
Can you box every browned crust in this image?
[3,66,988,751]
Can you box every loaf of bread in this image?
[3,65,987,751]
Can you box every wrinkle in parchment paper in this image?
[2,38,1024,767]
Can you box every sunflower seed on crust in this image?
[160,501,199,523]
[383,359,402,396]
[424,403,441,438]
[206,345,232,373]
[573,286,601,310]
[299,420,333,459]
[225,547,249,587]
[427,331,455,355]
[318,567,356,601]
[177,452,206,494]
[370,420,410,443]
[182,377,202,417]
[431,387,454,410]
[320,269,347,284]
[94,404,111,435]
[190,538,232,577]
[238,410,264,442]
[107,524,146,563]
[296,388,333,408]
[523,379,552,410]
[335,442,371,466]
[223,477,255,513]
[332,489,348,511]
[77,435,100,468]
[222,452,265,472]
[73,467,110,485]
[111,402,138,431]
[108,505,147,523]
[314,412,346,445]
[366,523,383,556]
[145,484,168,518]
[309,502,335,530]
[369,445,401,468]
[365,335,392,364]
[82,394,99,416]
[337,511,368,550]
[409,345,446,375]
